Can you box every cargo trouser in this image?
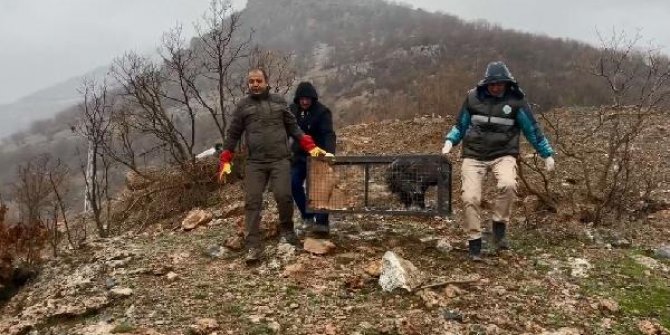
[244,159,294,247]
[461,155,517,240]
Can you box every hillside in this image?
[2,2,670,334]
[239,0,617,124]
[1,114,669,334]
[0,66,109,139]
[0,0,628,193]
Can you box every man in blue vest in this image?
[442,61,556,261]
[289,82,337,237]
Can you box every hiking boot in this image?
[492,221,510,251]
[279,230,301,247]
[468,238,483,261]
[245,246,263,264]
[297,217,315,236]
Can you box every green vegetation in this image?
[110,322,136,333]
[582,252,670,330]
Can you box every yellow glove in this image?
[218,163,232,182]
[309,147,327,157]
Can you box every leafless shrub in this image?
[111,161,221,233]
[520,31,670,225]
[10,155,62,262]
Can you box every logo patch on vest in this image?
[502,105,512,115]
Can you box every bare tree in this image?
[111,53,195,166]
[13,155,52,226]
[521,30,670,224]
[249,46,297,95]
[45,158,75,251]
[194,0,253,142]
[11,155,53,261]
[75,80,115,237]
[87,98,145,177]
[159,25,202,163]
[0,198,6,227]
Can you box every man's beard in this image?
[250,87,267,96]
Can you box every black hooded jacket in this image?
[289,82,336,163]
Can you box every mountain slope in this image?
[1,115,668,334]
[0,0,632,192]
[242,0,612,124]
[0,66,108,139]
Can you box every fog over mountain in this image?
[0,0,667,138]
[407,0,670,51]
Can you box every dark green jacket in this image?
[224,91,305,163]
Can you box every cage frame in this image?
[305,154,452,216]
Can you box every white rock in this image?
[303,238,336,255]
[76,322,115,335]
[419,236,437,243]
[599,298,619,313]
[268,320,281,333]
[204,245,226,259]
[655,245,670,259]
[276,243,296,261]
[166,272,179,281]
[638,319,670,335]
[569,258,592,278]
[106,258,131,269]
[125,304,136,318]
[267,259,281,271]
[208,219,224,227]
[632,255,669,272]
[436,239,453,253]
[110,287,133,297]
[181,209,213,231]
[378,251,424,292]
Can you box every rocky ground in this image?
[1,116,669,335]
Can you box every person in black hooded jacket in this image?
[289,82,336,236]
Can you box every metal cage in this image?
[306,154,452,216]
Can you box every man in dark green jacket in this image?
[442,61,556,261]
[219,69,328,263]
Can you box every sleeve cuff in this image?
[219,150,234,164]
[299,135,317,152]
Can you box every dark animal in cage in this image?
[385,157,448,209]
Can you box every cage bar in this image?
[306,154,452,216]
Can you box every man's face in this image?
[487,82,506,97]
[299,97,312,111]
[248,70,268,95]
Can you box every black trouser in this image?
[244,159,294,247]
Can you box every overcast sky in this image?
[0,0,668,104]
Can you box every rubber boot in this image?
[468,238,483,262]
[492,221,509,251]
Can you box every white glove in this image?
[544,156,555,172]
[441,141,453,154]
